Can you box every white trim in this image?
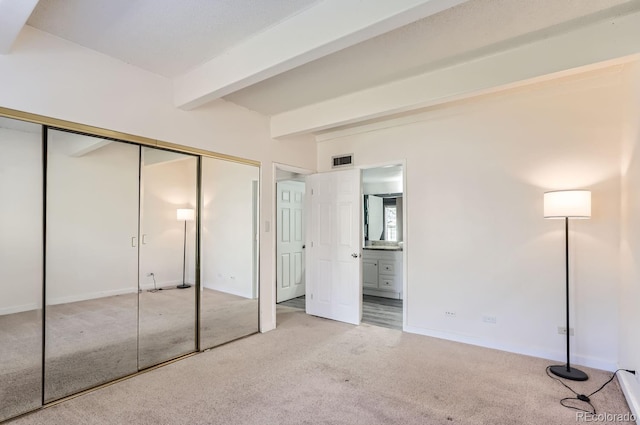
[271,162,315,333]
[47,287,138,305]
[403,324,617,371]
[0,302,39,315]
[619,372,640,425]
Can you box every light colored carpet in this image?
[7,308,632,425]
[1,288,257,420]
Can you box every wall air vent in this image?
[332,154,354,168]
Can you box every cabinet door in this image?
[363,259,378,288]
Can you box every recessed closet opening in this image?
[0,111,260,422]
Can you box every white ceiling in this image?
[22,0,640,118]
[27,0,322,77]
[226,0,637,115]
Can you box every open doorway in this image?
[361,164,404,330]
[275,162,405,331]
[274,164,311,322]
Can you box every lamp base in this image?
[549,364,588,381]
[176,283,191,289]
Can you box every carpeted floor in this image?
[0,288,257,421]
[6,307,633,425]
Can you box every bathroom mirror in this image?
[362,165,403,245]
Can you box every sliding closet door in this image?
[0,118,43,421]
[200,157,259,349]
[44,130,140,402]
[138,147,197,369]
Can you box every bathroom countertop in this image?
[363,246,403,251]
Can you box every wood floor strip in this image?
[278,295,402,330]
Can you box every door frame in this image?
[272,163,313,316]
[358,160,407,331]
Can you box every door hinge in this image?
[311,241,314,247]
[310,293,313,300]
[311,188,314,195]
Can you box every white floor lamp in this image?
[176,208,195,289]
[543,190,591,381]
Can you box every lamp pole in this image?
[548,216,588,381]
[176,212,191,289]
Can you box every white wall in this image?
[46,131,140,304]
[619,61,640,415]
[0,124,42,314]
[201,157,259,298]
[317,66,631,370]
[0,26,317,331]
[139,154,198,289]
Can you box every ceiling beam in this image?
[173,0,468,110]
[270,9,640,138]
[0,0,39,54]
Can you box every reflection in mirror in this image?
[44,130,140,402]
[363,165,403,246]
[200,157,259,349]
[0,118,43,421]
[138,147,198,368]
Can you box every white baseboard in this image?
[203,281,253,299]
[619,372,640,425]
[403,325,617,371]
[139,279,186,291]
[0,302,39,315]
[48,287,138,305]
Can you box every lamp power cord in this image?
[546,367,636,414]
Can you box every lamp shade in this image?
[176,208,195,221]
[543,190,591,219]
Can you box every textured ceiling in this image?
[225,0,638,115]
[25,0,640,116]
[27,0,321,77]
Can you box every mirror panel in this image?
[138,147,197,368]
[44,130,140,401]
[0,118,43,421]
[200,157,259,349]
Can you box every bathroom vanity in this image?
[362,247,403,299]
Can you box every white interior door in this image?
[276,181,306,302]
[305,169,362,325]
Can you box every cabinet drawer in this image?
[379,262,395,273]
[379,278,396,290]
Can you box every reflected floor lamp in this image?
[177,208,195,289]
[544,190,591,381]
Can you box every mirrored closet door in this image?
[0,117,43,421]
[0,113,260,421]
[44,130,141,402]
[138,147,198,369]
[200,157,259,349]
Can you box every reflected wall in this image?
[138,148,198,368]
[0,113,260,418]
[44,130,140,401]
[0,118,42,421]
[200,157,259,349]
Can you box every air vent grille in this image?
[332,154,353,168]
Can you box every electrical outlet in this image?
[557,326,574,336]
[445,311,456,318]
[482,315,497,324]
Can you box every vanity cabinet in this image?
[362,249,402,299]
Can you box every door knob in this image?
[351,253,360,258]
